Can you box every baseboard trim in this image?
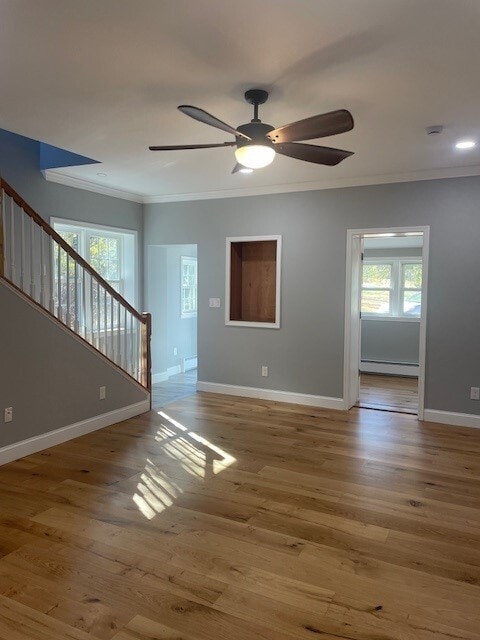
[181,356,198,373]
[152,365,182,384]
[423,409,480,429]
[361,361,419,376]
[152,372,169,384]
[168,365,182,377]
[196,381,345,410]
[0,399,151,467]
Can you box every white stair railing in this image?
[0,177,151,391]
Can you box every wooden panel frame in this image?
[225,235,282,329]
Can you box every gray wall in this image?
[147,245,197,377]
[144,176,480,415]
[361,246,422,364]
[361,320,420,364]
[0,282,148,448]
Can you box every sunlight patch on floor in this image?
[133,410,236,519]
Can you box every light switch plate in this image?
[209,298,221,308]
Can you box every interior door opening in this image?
[344,227,429,418]
[148,244,198,408]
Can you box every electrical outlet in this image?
[261,366,268,377]
[99,386,106,400]
[173,347,178,356]
[470,387,480,400]
[4,407,12,423]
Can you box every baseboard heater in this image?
[361,360,419,377]
[181,355,198,373]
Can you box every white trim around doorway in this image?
[344,226,430,419]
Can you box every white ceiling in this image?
[1,0,480,201]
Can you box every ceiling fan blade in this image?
[275,142,353,166]
[231,163,254,174]
[178,105,251,140]
[268,109,354,143]
[149,142,235,151]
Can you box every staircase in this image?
[0,177,151,392]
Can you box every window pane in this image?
[181,257,197,315]
[363,264,392,288]
[89,235,121,290]
[108,237,120,280]
[58,230,79,252]
[403,263,422,289]
[361,289,391,314]
[403,290,422,316]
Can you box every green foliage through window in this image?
[361,259,422,317]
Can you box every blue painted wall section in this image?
[39,141,99,170]
[0,127,99,171]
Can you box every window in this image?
[361,258,422,318]
[52,220,136,304]
[52,219,137,330]
[88,234,122,293]
[181,256,197,318]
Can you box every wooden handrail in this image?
[0,177,146,324]
[0,189,4,278]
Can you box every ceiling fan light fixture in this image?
[235,144,276,169]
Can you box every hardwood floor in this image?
[359,373,419,414]
[151,369,197,407]
[0,393,480,639]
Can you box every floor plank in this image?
[359,373,418,414]
[152,370,197,407]
[0,393,479,639]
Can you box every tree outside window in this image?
[361,259,422,318]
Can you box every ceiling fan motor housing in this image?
[235,122,275,151]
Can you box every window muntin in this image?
[361,258,422,318]
[181,256,197,318]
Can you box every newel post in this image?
[0,179,4,278]
[141,312,152,397]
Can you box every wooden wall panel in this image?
[230,240,277,323]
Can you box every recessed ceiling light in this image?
[455,140,476,150]
[239,168,253,174]
[96,172,107,177]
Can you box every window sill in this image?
[361,315,420,323]
[181,312,197,319]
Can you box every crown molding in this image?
[43,164,480,206]
[42,169,144,203]
[144,164,480,203]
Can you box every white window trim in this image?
[362,256,422,321]
[180,255,198,319]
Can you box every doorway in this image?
[147,244,198,407]
[344,227,429,418]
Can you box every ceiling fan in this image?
[149,89,354,174]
